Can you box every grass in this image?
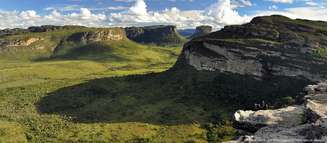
[0,53,212,142]
[0,28,216,142]
[0,16,322,142]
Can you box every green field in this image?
[0,30,239,142]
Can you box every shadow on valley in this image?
[37,66,311,125]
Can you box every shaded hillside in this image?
[125,25,187,45]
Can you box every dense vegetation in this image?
[0,15,326,142]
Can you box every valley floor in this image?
[0,50,230,142]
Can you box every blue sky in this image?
[0,0,326,29]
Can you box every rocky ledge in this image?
[66,29,125,44]
[189,25,212,39]
[125,25,185,45]
[176,15,326,82]
[0,37,43,47]
[231,81,327,143]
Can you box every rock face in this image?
[234,106,305,132]
[53,28,126,56]
[190,25,212,39]
[0,37,43,47]
[28,25,86,32]
[125,25,185,45]
[176,15,326,82]
[232,81,327,143]
[66,29,125,44]
[0,28,28,37]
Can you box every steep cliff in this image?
[28,25,87,33]
[125,25,186,45]
[189,25,212,39]
[175,15,326,82]
[53,28,126,57]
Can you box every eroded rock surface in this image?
[0,37,43,47]
[67,29,125,44]
[234,106,305,132]
[125,25,185,45]
[190,25,212,39]
[176,15,326,82]
[232,81,327,143]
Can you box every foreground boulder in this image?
[175,15,326,82]
[232,81,327,143]
[234,106,305,132]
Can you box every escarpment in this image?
[174,15,326,82]
[0,37,43,47]
[52,28,126,57]
[189,25,212,39]
[125,25,186,45]
[65,29,125,44]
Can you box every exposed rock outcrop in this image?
[66,29,125,44]
[53,28,126,56]
[28,25,86,32]
[175,15,326,82]
[125,25,185,45]
[234,106,305,132]
[189,25,212,39]
[0,28,28,37]
[0,37,43,47]
[232,81,327,143]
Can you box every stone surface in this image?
[67,29,125,44]
[0,37,43,47]
[234,106,305,132]
[176,15,326,82]
[28,25,86,32]
[125,25,185,45]
[232,81,327,143]
[190,25,212,39]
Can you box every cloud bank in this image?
[0,0,326,30]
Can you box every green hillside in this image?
[0,27,215,142]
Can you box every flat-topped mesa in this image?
[28,25,87,32]
[52,28,126,56]
[125,25,185,45]
[175,15,327,82]
[190,25,212,39]
[66,28,125,44]
[0,28,29,37]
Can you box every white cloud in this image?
[107,6,129,11]
[254,6,326,21]
[269,5,278,10]
[108,0,250,29]
[268,0,293,4]
[0,0,326,30]
[128,0,148,15]
[305,1,318,6]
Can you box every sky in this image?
[0,0,326,29]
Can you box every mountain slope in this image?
[175,15,326,81]
[125,25,187,45]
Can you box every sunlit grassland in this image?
[0,40,216,142]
